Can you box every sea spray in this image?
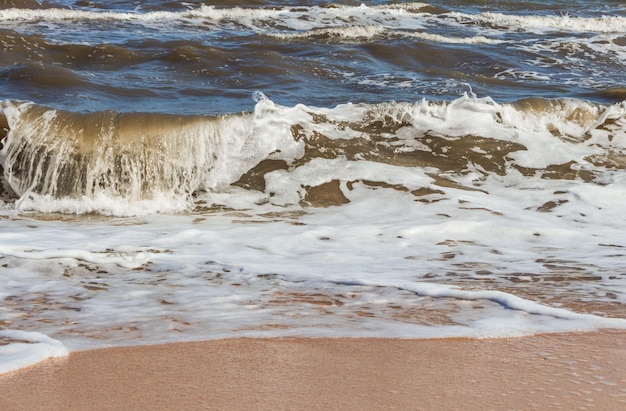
[0,98,304,214]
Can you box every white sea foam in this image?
[406,31,503,44]
[1,95,626,376]
[494,69,551,81]
[1,179,624,356]
[270,26,502,44]
[0,330,68,375]
[0,245,148,269]
[3,3,620,35]
[514,34,626,81]
[267,25,387,41]
[3,4,620,44]
[470,12,626,34]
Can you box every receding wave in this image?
[1,95,625,215]
[406,31,503,45]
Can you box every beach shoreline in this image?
[1,330,625,410]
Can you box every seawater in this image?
[1,0,626,374]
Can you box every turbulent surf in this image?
[1,0,626,374]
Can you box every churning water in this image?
[1,0,626,373]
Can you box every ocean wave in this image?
[2,4,624,36]
[405,31,503,45]
[269,25,503,44]
[1,95,625,215]
[267,25,387,41]
[0,96,304,214]
[469,12,626,34]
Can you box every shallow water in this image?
[1,0,626,373]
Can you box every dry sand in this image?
[1,330,625,410]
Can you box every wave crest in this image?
[1,95,625,215]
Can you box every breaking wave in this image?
[3,3,626,39]
[1,94,625,216]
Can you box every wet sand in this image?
[1,331,625,410]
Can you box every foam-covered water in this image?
[1,0,626,373]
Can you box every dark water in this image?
[1,0,625,116]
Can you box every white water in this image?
[0,330,68,375]
[2,97,626,374]
[2,4,626,43]
[1,182,626,372]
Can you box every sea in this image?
[1,0,626,374]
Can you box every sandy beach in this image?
[1,330,625,410]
